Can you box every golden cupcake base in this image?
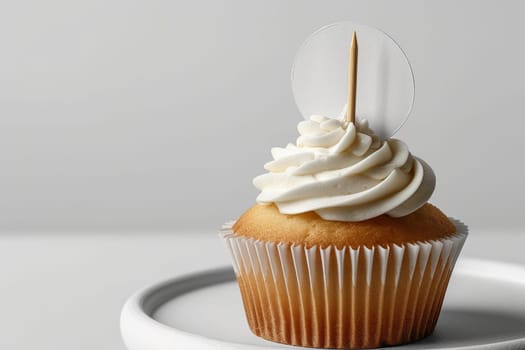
[221,220,467,349]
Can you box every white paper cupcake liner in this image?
[220,219,467,349]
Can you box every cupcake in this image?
[221,115,467,348]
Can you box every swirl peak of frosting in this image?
[253,115,435,222]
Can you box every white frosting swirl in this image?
[253,115,435,222]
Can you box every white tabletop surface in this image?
[1,229,524,350]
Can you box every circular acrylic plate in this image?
[120,258,525,350]
[291,22,415,139]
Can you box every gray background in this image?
[1,0,523,233]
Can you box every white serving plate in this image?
[120,258,525,350]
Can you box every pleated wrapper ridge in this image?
[220,219,467,349]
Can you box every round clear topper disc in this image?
[291,22,415,139]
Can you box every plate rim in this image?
[120,258,525,350]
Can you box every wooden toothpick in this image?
[346,31,358,124]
